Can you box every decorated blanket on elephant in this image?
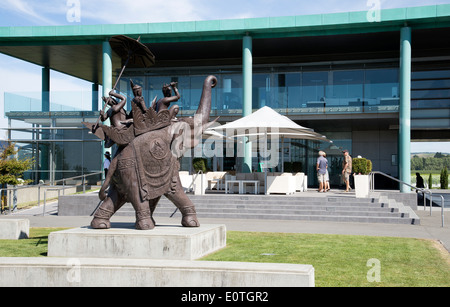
[132,127,178,201]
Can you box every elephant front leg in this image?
[165,177,200,227]
[91,186,125,229]
[128,191,155,230]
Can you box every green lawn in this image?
[0,228,68,257]
[202,231,450,287]
[1,228,449,287]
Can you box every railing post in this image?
[8,189,11,215]
[43,189,46,216]
[430,194,433,216]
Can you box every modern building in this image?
[1,4,450,191]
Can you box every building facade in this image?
[1,5,450,190]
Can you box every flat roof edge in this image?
[1,4,450,41]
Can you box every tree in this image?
[428,173,433,189]
[440,167,448,189]
[435,152,445,158]
[0,142,33,186]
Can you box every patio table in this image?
[225,180,259,194]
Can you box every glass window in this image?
[218,74,242,113]
[253,74,271,109]
[302,71,328,107]
[412,89,450,100]
[412,70,450,80]
[327,70,364,107]
[285,73,302,109]
[364,69,399,106]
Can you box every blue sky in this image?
[0,0,450,153]
[2,0,450,26]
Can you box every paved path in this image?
[3,190,450,252]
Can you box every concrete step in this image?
[150,211,417,225]
[153,208,407,218]
[183,194,379,203]
[59,191,419,225]
[115,196,415,224]
[117,202,395,212]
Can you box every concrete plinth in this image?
[0,219,29,240]
[48,224,226,260]
[0,257,315,287]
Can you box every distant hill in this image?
[411,152,450,158]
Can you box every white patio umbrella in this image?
[206,106,332,193]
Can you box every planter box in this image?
[354,175,370,198]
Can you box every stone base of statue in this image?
[48,224,226,260]
[0,257,315,287]
[0,223,315,287]
[0,219,29,240]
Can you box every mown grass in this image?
[201,231,450,287]
[0,228,68,257]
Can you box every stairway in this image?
[116,193,420,225]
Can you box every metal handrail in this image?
[0,172,103,215]
[370,171,444,227]
[188,170,204,192]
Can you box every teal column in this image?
[242,35,252,173]
[102,41,112,97]
[42,67,50,112]
[399,27,411,193]
[92,83,99,111]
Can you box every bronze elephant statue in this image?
[88,75,218,230]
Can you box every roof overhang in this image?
[1,4,450,84]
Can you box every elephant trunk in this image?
[195,75,217,125]
[170,75,218,157]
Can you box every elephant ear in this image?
[169,116,219,159]
[170,121,192,158]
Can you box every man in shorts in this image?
[342,150,352,192]
[317,151,328,192]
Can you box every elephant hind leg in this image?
[165,182,199,227]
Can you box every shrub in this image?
[283,161,303,173]
[440,167,448,189]
[292,161,303,173]
[283,162,293,172]
[352,158,372,175]
[192,158,207,173]
[428,173,433,189]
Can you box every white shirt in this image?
[103,158,111,169]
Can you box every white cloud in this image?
[79,0,203,24]
[0,0,61,25]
